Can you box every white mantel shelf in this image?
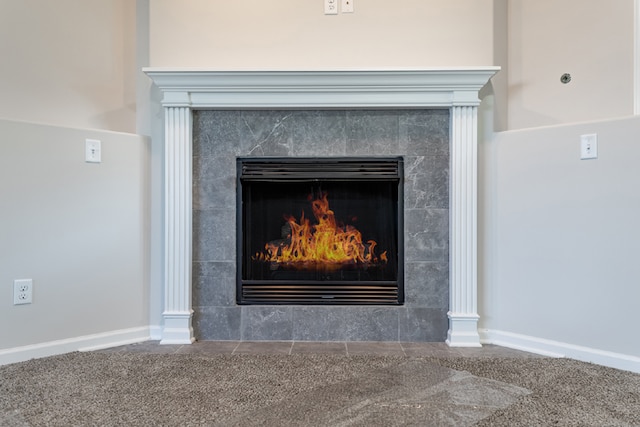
[145,67,500,347]
[144,67,499,109]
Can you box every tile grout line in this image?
[399,342,407,357]
[231,341,241,355]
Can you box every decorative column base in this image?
[446,312,481,347]
[160,311,195,345]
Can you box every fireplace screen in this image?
[237,157,403,305]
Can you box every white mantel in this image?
[144,67,500,347]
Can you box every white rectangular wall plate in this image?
[324,0,338,14]
[85,138,102,163]
[13,279,33,305]
[341,0,354,13]
[580,134,598,160]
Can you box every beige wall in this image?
[507,0,634,129]
[149,0,496,68]
[148,0,636,129]
[1,1,634,131]
[0,0,138,133]
[0,119,149,352]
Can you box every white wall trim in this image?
[447,105,481,347]
[144,67,499,346]
[480,329,640,374]
[0,327,151,366]
[144,68,500,109]
[149,324,163,341]
[161,106,195,345]
[636,0,640,114]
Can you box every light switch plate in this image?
[580,134,598,160]
[85,139,102,163]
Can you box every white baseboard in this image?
[149,324,163,341]
[480,329,640,374]
[0,326,151,366]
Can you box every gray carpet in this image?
[0,352,639,426]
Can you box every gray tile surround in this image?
[192,109,450,342]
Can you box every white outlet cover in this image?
[342,0,354,13]
[324,0,338,14]
[13,279,33,305]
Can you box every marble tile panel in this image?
[290,341,347,354]
[241,306,294,341]
[399,109,449,156]
[404,262,448,308]
[192,154,236,210]
[404,208,449,262]
[192,208,236,262]
[404,155,449,209]
[345,110,401,156]
[290,110,347,156]
[193,306,242,341]
[292,307,399,342]
[233,341,293,355]
[192,110,244,157]
[235,110,294,156]
[399,307,448,342]
[346,341,405,356]
[192,261,236,307]
[400,342,463,358]
[404,156,429,209]
[428,154,450,208]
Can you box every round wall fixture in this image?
[560,73,572,84]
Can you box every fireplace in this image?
[238,157,403,305]
[144,68,499,346]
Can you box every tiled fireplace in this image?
[145,68,499,346]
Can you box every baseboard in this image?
[480,329,640,374]
[0,326,151,366]
[149,324,163,341]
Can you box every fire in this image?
[254,192,387,269]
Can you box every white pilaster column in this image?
[161,106,195,344]
[447,105,481,347]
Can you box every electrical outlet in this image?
[13,279,33,305]
[324,0,338,14]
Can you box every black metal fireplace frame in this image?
[236,156,404,305]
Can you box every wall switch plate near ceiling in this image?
[580,134,598,160]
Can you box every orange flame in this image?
[254,192,387,269]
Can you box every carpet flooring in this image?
[1,351,639,426]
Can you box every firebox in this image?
[237,157,404,305]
